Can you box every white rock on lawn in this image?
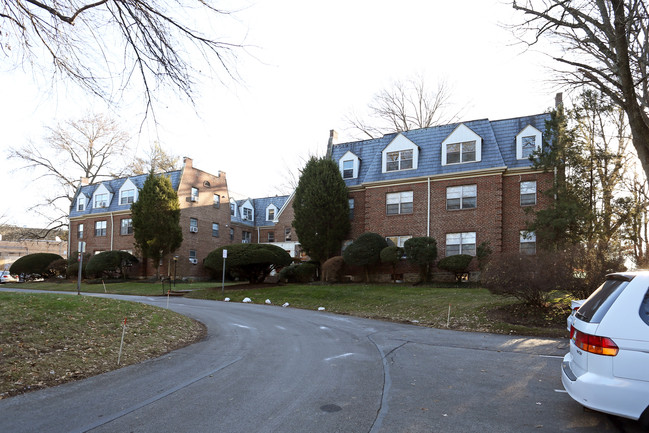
[265,299,272,304]
[242,297,252,303]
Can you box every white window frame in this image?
[213,194,220,208]
[95,221,107,237]
[94,193,108,209]
[445,141,476,164]
[120,189,135,205]
[266,205,277,221]
[516,125,542,160]
[78,223,84,239]
[242,231,251,243]
[441,124,482,166]
[520,181,537,206]
[381,134,418,173]
[212,222,219,237]
[342,160,354,179]
[520,230,536,255]
[120,218,133,235]
[446,185,477,210]
[446,232,476,256]
[349,198,355,220]
[268,231,275,242]
[386,191,413,215]
[339,151,360,179]
[77,196,85,211]
[386,235,412,248]
[285,227,292,241]
[190,187,199,202]
[386,149,414,172]
[243,207,253,221]
[190,218,198,232]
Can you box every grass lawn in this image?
[0,292,205,400]
[186,283,571,338]
[15,280,226,296]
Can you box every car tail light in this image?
[570,325,619,356]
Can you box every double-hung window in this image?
[386,235,412,248]
[212,223,219,237]
[120,189,135,205]
[520,181,537,206]
[213,194,220,208]
[267,208,275,221]
[77,196,85,211]
[342,160,354,178]
[446,185,477,210]
[521,136,536,158]
[285,227,292,241]
[242,231,251,243]
[95,221,107,237]
[520,231,536,255]
[446,232,476,256]
[349,198,355,220]
[386,150,413,171]
[268,232,275,242]
[78,223,84,239]
[95,193,108,208]
[120,218,133,235]
[243,207,252,221]
[190,218,198,232]
[190,187,199,202]
[386,191,413,215]
[446,141,476,164]
[230,228,235,241]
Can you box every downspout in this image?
[427,177,431,237]
[110,212,114,251]
[257,226,260,244]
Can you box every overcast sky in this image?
[0,0,562,228]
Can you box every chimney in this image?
[555,92,563,109]
[183,157,193,169]
[80,177,90,186]
[326,129,338,159]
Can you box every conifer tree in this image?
[292,157,350,266]
[130,171,183,277]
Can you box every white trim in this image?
[339,151,360,179]
[381,134,419,173]
[516,125,542,160]
[441,124,482,165]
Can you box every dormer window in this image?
[95,193,108,208]
[243,207,252,220]
[446,141,476,164]
[516,125,542,160]
[342,160,354,178]
[120,189,135,205]
[266,206,276,221]
[386,150,413,171]
[77,196,85,211]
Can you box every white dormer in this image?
[381,134,419,173]
[118,178,138,206]
[266,203,278,222]
[516,125,542,160]
[241,199,254,221]
[339,151,360,179]
[441,124,482,165]
[92,183,112,209]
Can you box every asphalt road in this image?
[0,291,645,432]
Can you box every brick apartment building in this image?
[329,113,553,264]
[69,158,300,279]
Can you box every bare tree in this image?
[511,0,649,180]
[8,113,130,231]
[346,75,458,139]
[126,141,181,175]
[0,1,242,113]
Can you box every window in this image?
[230,228,235,241]
[190,218,198,232]
[386,150,413,171]
[213,194,220,208]
[342,160,354,178]
[521,136,536,158]
[446,141,476,164]
[349,198,355,220]
[95,193,108,208]
[77,223,84,239]
[95,221,107,237]
[267,208,275,221]
[120,189,135,205]
[191,187,199,202]
[268,232,275,242]
[386,191,413,215]
[212,223,219,237]
[230,203,235,215]
[446,232,476,256]
[189,250,197,264]
[120,218,133,235]
[520,181,537,206]
[77,196,85,211]
[243,207,252,221]
[242,231,251,243]
[285,227,292,241]
[386,235,412,248]
[446,185,477,210]
[520,231,536,255]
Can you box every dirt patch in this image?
[487,302,571,335]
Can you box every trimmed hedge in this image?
[85,251,139,279]
[279,262,318,283]
[437,254,473,274]
[205,243,292,284]
[10,253,63,277]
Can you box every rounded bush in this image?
[322,256,345,282]
[279,262,317,283]
[67,252,91,278]
[205,243,292,284]
[10,253,63,277]
[437,254,473,274]
[85,251,139,279]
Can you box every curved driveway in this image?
[0,291,641,432]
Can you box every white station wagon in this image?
[562,272,649,427]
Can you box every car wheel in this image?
[639,406,649,429]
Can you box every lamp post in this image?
[221,249,227,295]
[173,256,178,288]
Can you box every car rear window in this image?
[640,289,649,326]
[575,276,630,324]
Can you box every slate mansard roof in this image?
[331,113,551,187]
[231,195,291,227]
[69,170,183,218]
